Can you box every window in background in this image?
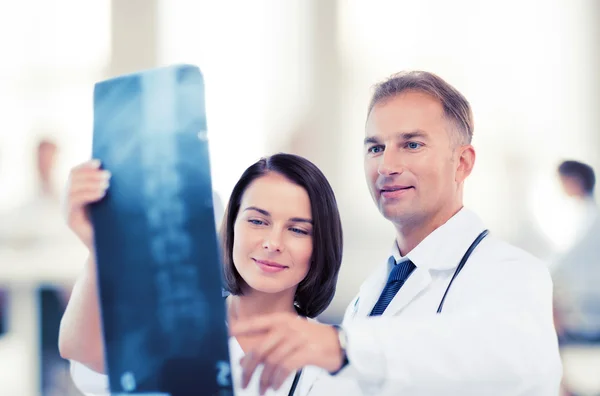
[157,0,272,203]
[336,0,598,259]
[0,0,111,212]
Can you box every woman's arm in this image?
[59,255,105,373]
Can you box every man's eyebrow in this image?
[364,131,428,146]
[364,136,380,145]
[396,130,428,140]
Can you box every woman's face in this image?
[232,172,313,295]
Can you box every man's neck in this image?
[579,194,596,205]
[39,179,55,198]
[395,204,463,256]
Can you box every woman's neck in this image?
[227,289,299,354]
[227,288,297,323]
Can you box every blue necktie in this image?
[369,259,416,316]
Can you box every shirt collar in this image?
[389,207,487,271]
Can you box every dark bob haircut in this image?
[220,153,343,318]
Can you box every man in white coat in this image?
[232,70,563,395]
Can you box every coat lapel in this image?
[351,263,389,319]
[348,263,433,319]
[381,267,432,317]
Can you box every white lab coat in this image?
[310,208,563,396]
[70,335,324,396]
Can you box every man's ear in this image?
[456,145,476,184]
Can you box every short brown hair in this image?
[558,160,596,196]
[368,71,474,144]
[220,153,343,318]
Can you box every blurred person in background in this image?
[0,138,84,395]
[557,160,598,241]
[553,160,600,395]
[0,138,82,253]
[0,139,63,243]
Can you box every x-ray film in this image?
[90,65,233,396]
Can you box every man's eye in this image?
[368,145,384,154]
[406,142,422,150]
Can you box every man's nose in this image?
[378,148,403,176]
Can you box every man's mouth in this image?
[380,185,413,193]
[379,185,414,199]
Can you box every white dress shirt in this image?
[328,208,562,396]
[70,335,323,396]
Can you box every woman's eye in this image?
[248,219,265,225]
[289,227,309,235]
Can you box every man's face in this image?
[559,175,584,198]
[364,91,471,226]
[37,142,57,178]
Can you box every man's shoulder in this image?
[476,234,550,277]
[485,235,544,261]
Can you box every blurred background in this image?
[0,0,599,395]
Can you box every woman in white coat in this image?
[58,153,344,396]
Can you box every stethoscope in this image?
[351,229,490,316]
[437,229,489,313]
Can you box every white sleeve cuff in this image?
[69,360,110,396]
[344,318,387,384]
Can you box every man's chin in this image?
[379,204,417,224]
[380,207,407,222]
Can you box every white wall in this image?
[141,0,600,320]
[0,0,111,211]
